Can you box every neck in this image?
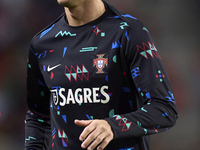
[64,0,105,26]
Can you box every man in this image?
[25,0,178,150]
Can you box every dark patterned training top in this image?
[25,1,178,150]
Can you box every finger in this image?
[81,129,102,149]
[79,123,96,141]
[97,135,113,150]
[87,132,105,150]
[74,119,93,127]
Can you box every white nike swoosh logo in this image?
[47,64,61,72]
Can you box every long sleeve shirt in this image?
[25,1,178,150]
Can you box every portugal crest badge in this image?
[93,54,108,73]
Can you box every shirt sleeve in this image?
[25,44,51,149]
[105,20,178,139]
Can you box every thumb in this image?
[74,119,93,127]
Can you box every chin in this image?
[57,0,78,8]
[57,0,70,7]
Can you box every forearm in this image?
[25,110,51,150]
[105,99,177,139]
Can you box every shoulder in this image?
[30,13,65,51]
[105,2,145,33]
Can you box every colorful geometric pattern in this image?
[131,67,140,79]
[120,22,129,29]
[65,65,89,81]
[52,127,56,148]
[25,136,36,143]
[113,115,132,131]
[58,129,68,147]
[93,26,101,35]
[55,31,76,37]
[165,91,175,103]
[156,70,165,82]
[40,24,55,38]
[112,41,122,49]
[136,42,161,59]
[119,147,134,150]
